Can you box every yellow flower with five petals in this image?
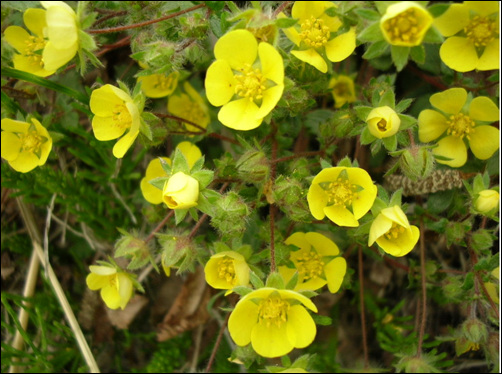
[418,88,500,167]
[228,287,318,358]
[168,82,210,133]
[204,250,250,291]
[162,172,199,209]
[138,71,179,98]
[90,84,141,158]
[307,166,377,227]
[205,29,284,131]
[434,1,499,72]
[1,118,52,173]
[282,1,356,73]
[369,205,420,257]
[86,265,134,310]
[279,232,346,293]
[3,8,55,76]
[329,75,356,108]
[140,142,202,204]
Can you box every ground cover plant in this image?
[1,1,500,372]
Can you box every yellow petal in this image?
[439,37,478,73]
[376,225,419,257]
[1,118,29,133]
[205,60,236,107]
[469,125,500,160]
[281,20,301,46]
[251,319,292,357]
[324,204,359,227]
[278,289,317,312]
[140,178,163,204]
[228,299,258,346]
[469,97,499,122]
[138,73,177,98]
[90,85,127,117]
[176,141,202,169]
[256,85,284,119]
[113,129,139,159]
[297,276,326,292]
[86,273,109,290]
[306,232,339,256]
[464,1,500,16]
[259,42,284,84]
[23,8,47,37]
[381,206,410,229]
[215,29,257,70]
[116,273,133,309]
[324,257,347,293]
[429,88,467,115]
[418,109,448,142]
[292,1,325,20]
[218,98,261,131]
[8,151,40,173]
[101,282,122,309]
[477,39,500,71]
[92,116,126,141]
[433,136,467,167]
[12,54,53,77]
[1,131,22,161]
[32,119,52,166]
[45,5,77,48]
[285,304,317,348]
[324,28,356,63]
[368,213,393,246]
[285,232,310,250]
[307,183,328,220]
[42,40,77,71]
[3,26,31,52]
[89,265,117,275]
[433,3,470,37]
[291,49,327,73]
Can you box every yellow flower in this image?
[205,29,284,131]
[434,1,499,72]
[307,167,377,227]
[380,2,433,47]
[86,265,134,310]
[90,84,141,159]
[40,1,79,71]
[162,171,199,209]
[484,266,499,304]
[138,71,179,98]
[474,189,499,214]
[279,232,346,293]
[168,81,210,133]
[282,1,356,73]
[3,8,55,76]
[1,118,52,173]
[140,142,202,204]
[329,75,356,108]
[204,251,250,291]
[366,106,401,139]
[418,88,500,167]
[368,205,420,257]
[228,287,318,358]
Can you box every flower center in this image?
[465,16,497,47]
[257,296,290,328]
[383,8,421,44]
[178,98,206,131]
[112,103,132,131]
[24,35,46,67]
[20,130,44,154]
[217,258,236,285]
[446,113,475,140]
[333,81,351,98]
[234,64,267,102]
[299,16,330,48]
[384,222,406,240]
[153,74,178,92]
[295,250,324,281]
[377,118,388,132]
[322,178,359,207]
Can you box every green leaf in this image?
[371,197,388,216]
[250,271,265,289]
[139,117,153,140]
[190,155,205,173]
[354,8,381,21]
[410,45,426,64]
[191,169,214,189]
[174,209,189,225]
[390,46,410,71]
[276,18,298,28]
[363,40,389,59]
[395,98,414,113]
[360,126,376,145]
[311,314,332,326]
[232,286,253,297]
[265,272,285,289]
[382,135,397,151]
[285,271,299,290]
[2,67,89,104]
[428,3,450,17]
[461,272,474,291]
[355,106,373,121]
[378,89,395,108]
[422,26,444,44]
[398,114,417,129]
[357,22,384,43]
[171,148,190,174]
[320,158,333,169]
[389,188,403,207]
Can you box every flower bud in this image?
[399,147,435,181]
[461,318,488,345]
[162,172,199,209]
[474,189,499,214]
[366,106,401,139]
[236,150,270,183]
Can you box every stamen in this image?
[217,258,236,285]
[464,16,497,47]
[383,8,423,45]
[258,296,290,328]
[234,64,267,102]
[299,16,330,48]
[384,222,406,240]
[446,113,475,140]
[112,103,132,131]
[295,250,324,281]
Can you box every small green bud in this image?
[272,177,311,222]
[114,232,152,270]
[210,192,250,238]
[461,318,488,345]
[399,146,435,181]
[396,355,438,373]
[236,150,270,183]
[157,234,196,273]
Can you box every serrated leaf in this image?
[395,98,414,113]
[202,189,221,203]
[250,271,265,289]
[389,188,403,207]
[390,45,410,71]
[149,176,168,190]
[191,169,214,189]
[190,155,205,173]
[382,134,397,151]
[357,22,384,43]
[174,208,188,225]
[196,192,213,216]
[171,148,190,174]
[363,40,389,59]
[379,89,395,108]
[320,158,332,169]
[360,126,376,145]
[337,156,353,168]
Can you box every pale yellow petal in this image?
[113,130,139,159]
[464,1,500,16]
[86,273,109,290]
[324,257,347,293]
[252,320,291,357]
[368,213,393,246]
[291,49,327,73]
[429,88,467,115]
[324,28,356,63]
[3,26,31,52]
[1,131,22,161]
[433,136,467,167]
[228,299,258,346]
[469,97,499,122]
[92,116,126,141]
[90,85,126,117]
[381,206,410,229]
[43,41,78,71]
[218,98,261,131]
[324,204,359,227]
[45,5,77,48]
[176,141,202,169]
[215,29,257,70]
[205,60,236,107]
[418,109,448,142]
[23,8,47,37]
[433,4,470,37]
[259,42,284,84]
[101,282,121,309]
[477,39,500,71]
[306,232,339,256]
[116,273,133,309]
[469,125,500,160]
[285,305,317,348]
[439,37,478,73]
[292,1,325,20]
[256,85,283,119]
